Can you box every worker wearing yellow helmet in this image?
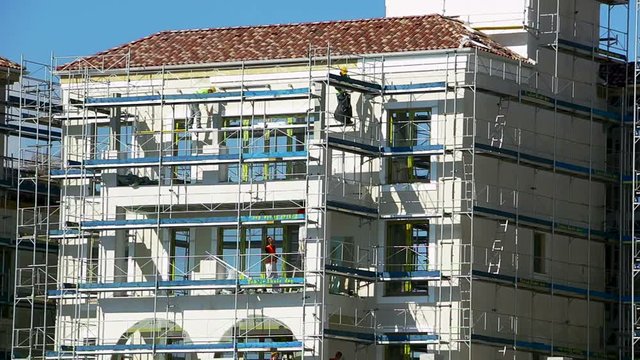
[189,86,216,129]
[339,65,348,77]
[335,65,353,126]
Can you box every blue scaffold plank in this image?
[73,341,303,354]
[326,200,378,217]
[380,144,445,156]
[520,90,627,122]
[244,88,310,99]
[83,153,238,168]
[379,270,442,281]
[6,95,64,113]
[472,206,612,241]
[325,264,377,280]
[50,168,98,179]
[384,81,447,94]
[77,277,305,292]
[327,73,382,93]
[472,270,617,302]
[323,329,376,343]
[556,38,627,62]
[84,88,310,107]
[83,151,307,169]
[327,137,380,156]
[79,281,155,291]
[81,214,306,230]
[75,344,152,352]
[377,333,440,344]
[325,264,442,282]
[48,229,84,238]
[474,142,618,182]
[242,151,308,161]
[327,137,445,158]
[240,213,306,224]
[324,329,439,345]
[240,277,305,286]
[0,123,61,141]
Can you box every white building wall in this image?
[55,40,616,358]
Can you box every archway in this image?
[111,318,196,360]
[215,316,297,360]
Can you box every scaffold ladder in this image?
[488,220,509,274]
[489,98,510,148]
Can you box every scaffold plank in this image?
[80,214,306,230]
[326,73,382,94]
[472,270,617,302]
[383,81,447,94]
[0,123,61,141]
[48,341,304,356]
[82,151,308,169]
[473,206,613,241]
[83,88,310,107]
[475,142,619,182]
[325,264,442,282]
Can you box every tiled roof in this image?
[0,56,21,70]
[57,14,524,71]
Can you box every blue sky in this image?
[0,0,385,66]
[0,1,634,66]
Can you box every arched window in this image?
[111,318,195,360]
[215,316,297,360]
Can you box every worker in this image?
[264,236,278,280]
[189,86,216,129]
[334,66,354,126]
[329,351,343,360]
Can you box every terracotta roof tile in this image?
[0,56,21,70]
[57,14,524,71]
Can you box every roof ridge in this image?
[163,14,445,34]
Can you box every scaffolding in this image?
[12,2,636,359]
[10,57,63,360]
[632,0,640,358]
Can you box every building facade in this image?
[14,0,633,359]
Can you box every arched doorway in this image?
[111,318,196,360]
[215,316,297,360]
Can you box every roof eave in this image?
[55,48,493,77]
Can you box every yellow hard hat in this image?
[208,86,217,93]
[339,65,348,76]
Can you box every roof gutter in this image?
[55,48,497,77]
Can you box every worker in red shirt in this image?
[264,236,278,280]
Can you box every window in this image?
[119,125,134,159]
[218,226,296,279]
[387,109,434,183]
[386,345,432,360]
[86,240,99,283]
[0,248,11,306]
[222,115,308,183]
[533,232,546,274]
[172,120,192,184]
[328,236,356,296]
[94,125,110,159]
[171,230,190,285]
[384,222,429,296]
